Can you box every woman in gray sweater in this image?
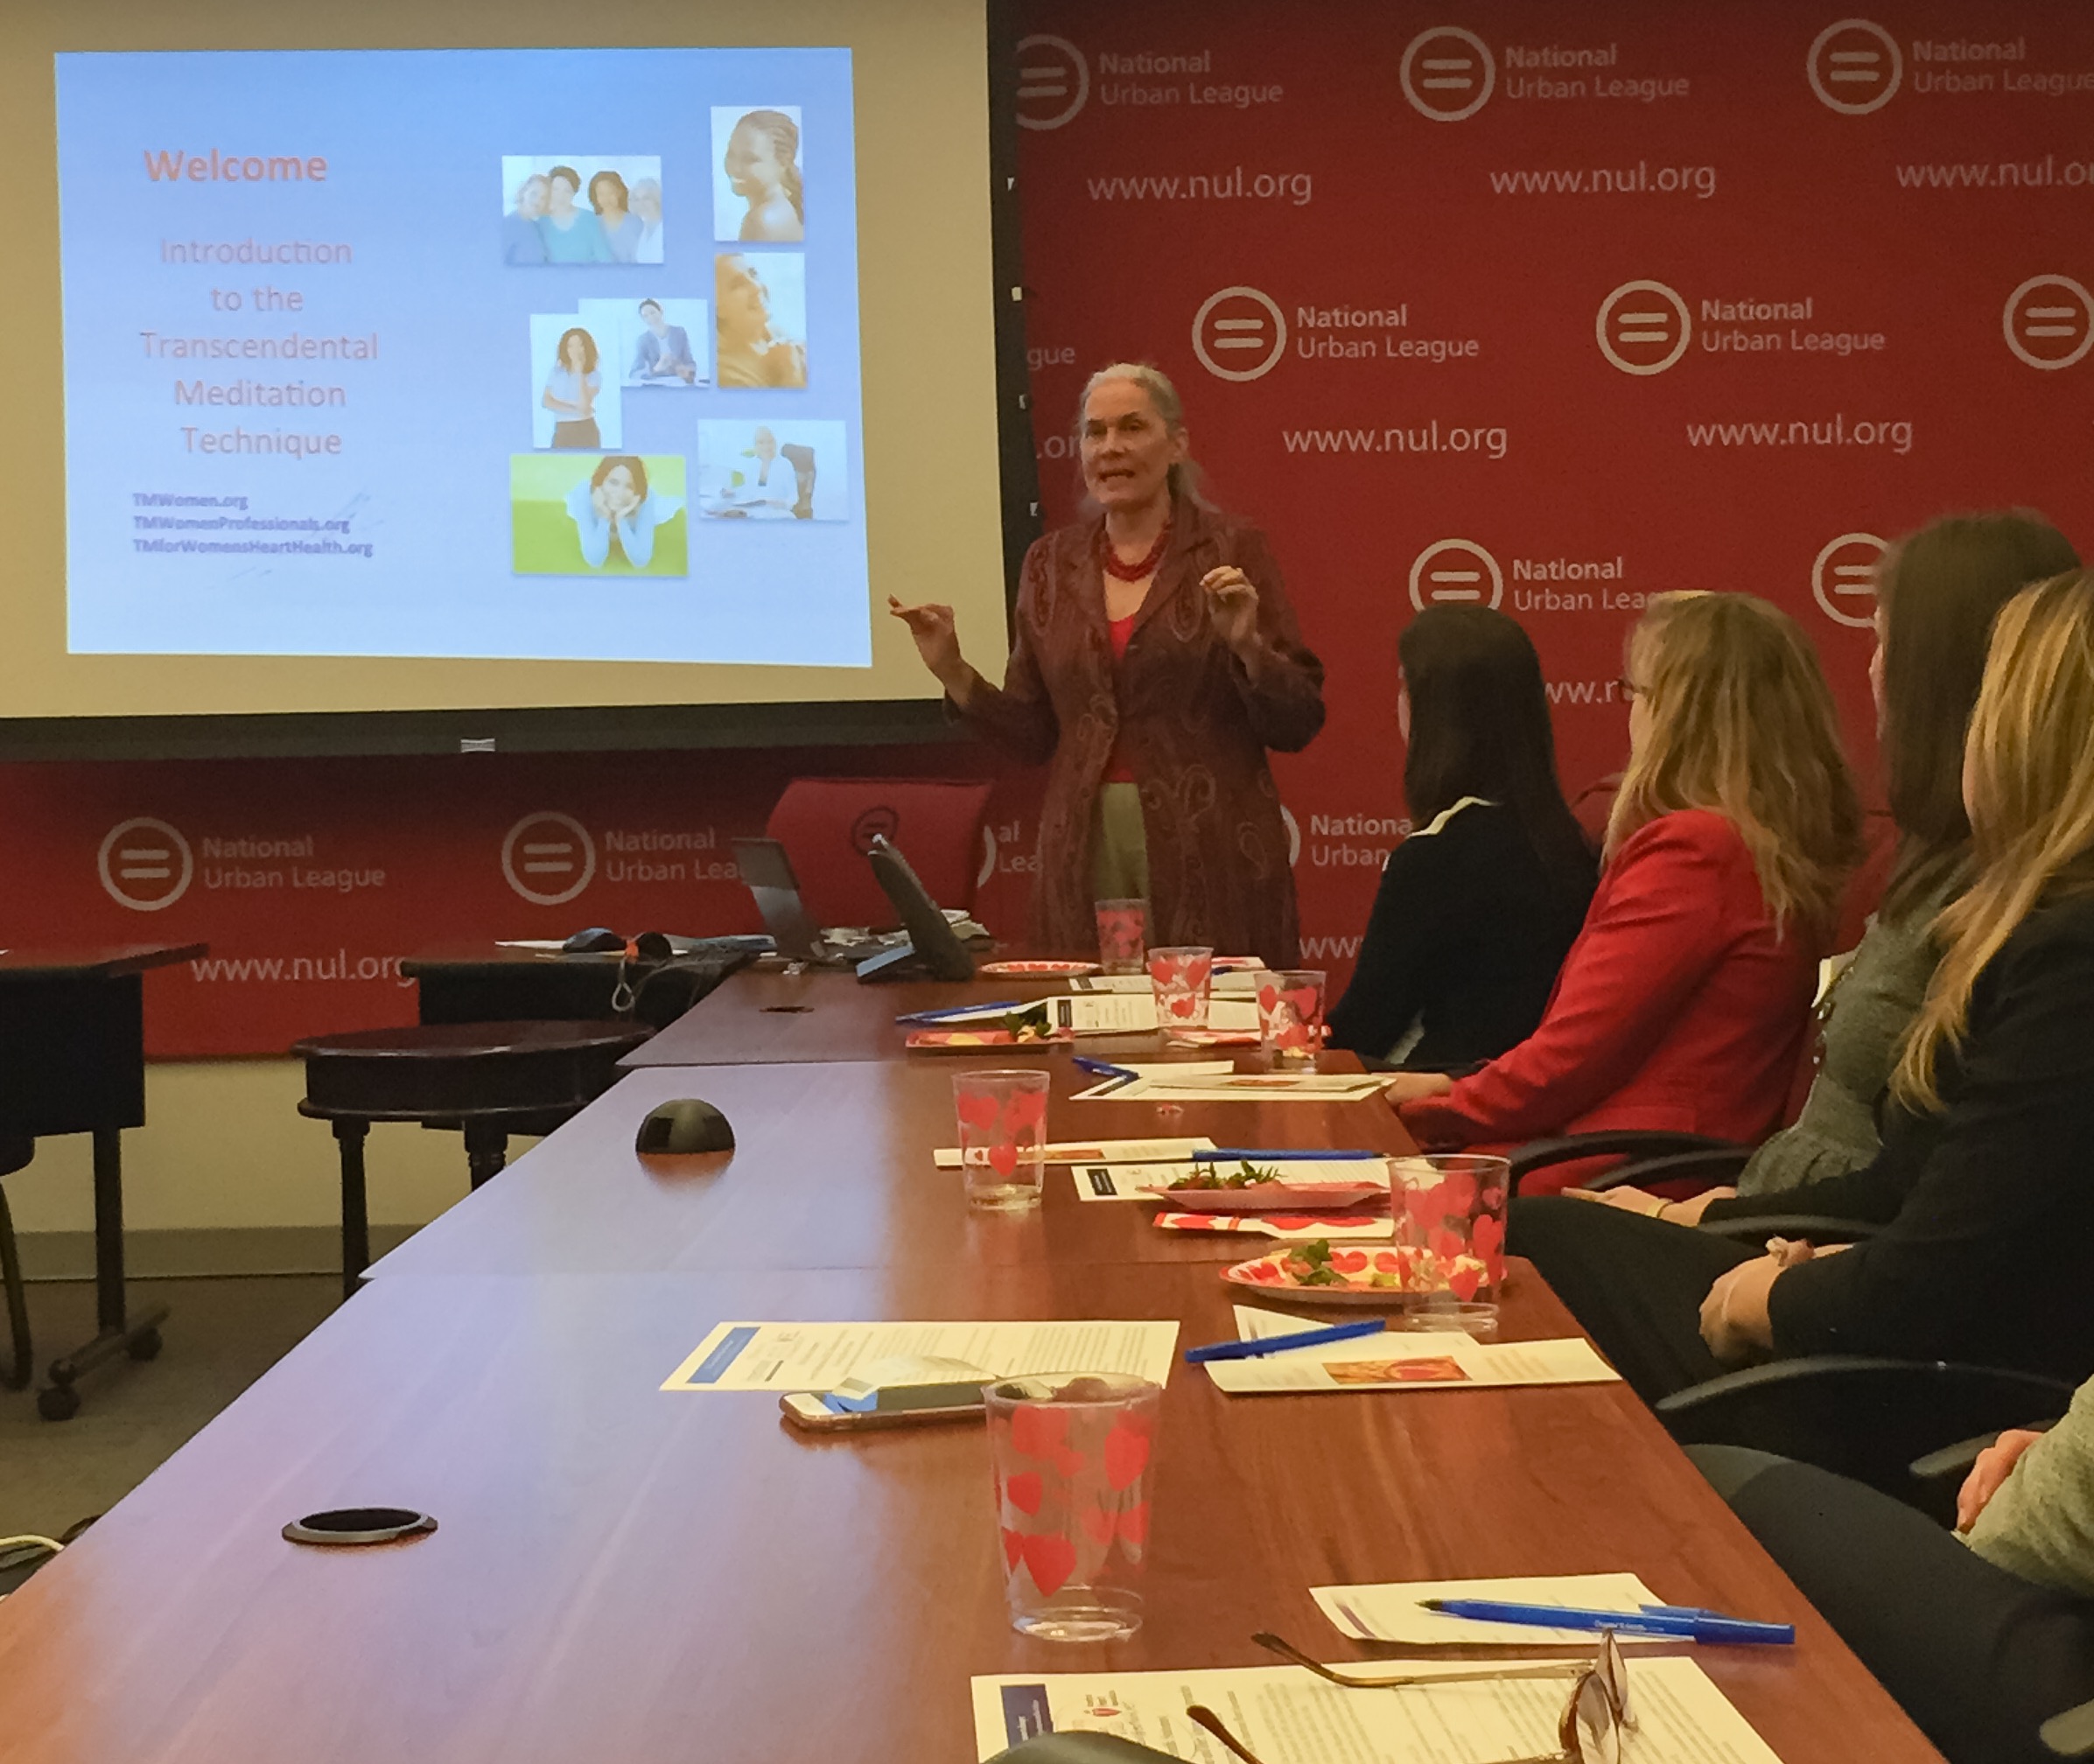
[1735,510,2079,1195]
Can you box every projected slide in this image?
[55,49,868,668]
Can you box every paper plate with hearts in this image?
[977,959,1101,976]
[1222,1239,1498,1307]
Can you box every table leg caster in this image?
[127,1326,164,1362]
[37,1381,81,1422]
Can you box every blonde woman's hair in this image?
[1075,361,1208,505]
[1605,592,1863,939]
[1894,570,2094,1110]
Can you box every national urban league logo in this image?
[1400,26,1495,121]
[1192,286,1288,381]
[1015,35,1089,130]
[501,810,596,906]
[1409,539,1504,612]
[1596,281,1692,374]
[1812,533,1886,628]
[2003,276,2094,370]
[98,816,193,911]
[1807,19,1902,114]
[849,805,900,854]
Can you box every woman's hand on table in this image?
[1567,1185,1737,1225]
[1381,1071,1453,1110]
[1957,1428,2049,1532]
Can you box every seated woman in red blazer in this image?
[1385,592,1865,1194]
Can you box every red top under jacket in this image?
[1398,808,1820,1195]
[1103,612,1139,783]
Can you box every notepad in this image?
[662,1319,1179,1392]
[933,1135,1215,1169]
[1201,1306,1621,1394]
[970,1655,1782,1763]
[1313,1572,1668,1646]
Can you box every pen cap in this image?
[1691,1616,1796,1646]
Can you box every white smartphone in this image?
[779,1391,987,1432]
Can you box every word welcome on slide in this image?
[57,46,871,669]
[144,149,329,183]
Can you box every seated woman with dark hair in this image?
[1512,570,2094,1406]
[1326,605,1596,1068]
[1720,511,2078,1197]
[1384,592,1865,1194]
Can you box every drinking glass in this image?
[1255,970,1327,1060]
[986,1370,1161,1641]
[1385,1153,1511,1334]
[952,1069,1050,1210]
[1094,899,1148,976]
[1147,945,1215,1042]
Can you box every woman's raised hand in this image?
[1201,565,1261,655]
[887,597,966,689]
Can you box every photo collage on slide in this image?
[506,108,849,584]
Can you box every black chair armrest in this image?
[1694,1213,1881,1244]
[1508,1131,1739,1182]
[1657,1356,2076,1509]
[1583,1147,1754,1191]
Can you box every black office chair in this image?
[1,1132,35,1390]
[1509,1129,1756,1194]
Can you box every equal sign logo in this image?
[1400,25,1496,122]
[1191,286,1288,382]
[1811,532,1887,629]
[2002,275,2094,371]
[1013,34,1089,130]
[97,816,194,911]
[501,810,597,906]
[1595,279,1691,375]
[1408,538,1504,612]
[1808,19,1902,115]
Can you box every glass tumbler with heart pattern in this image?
[1147,945,1215,1044]
[986,1371,1162,1641]
[1386,1153,1512,1335]
[1094,898,1149,975]
[1256,969,1327,1061]
[953,1069,1050,1210]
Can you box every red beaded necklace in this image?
[1101,521,1171,582]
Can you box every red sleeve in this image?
[1399,813,1754,1144]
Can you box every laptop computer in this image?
[731,836,878,966]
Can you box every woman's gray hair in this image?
[1075,361,1208,505]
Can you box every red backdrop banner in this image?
[4,2,2090,1054]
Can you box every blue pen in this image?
[1072,1055,1143,1084]
[1185,1319,1386,1363]
[1196,1147,1383,1162]
[1420,1598,1794,1647]
[895,999,1026,1025]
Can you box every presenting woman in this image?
[1386,592,1864,1191]
[541,327,601,449]
[1327,604,1597,1068]
[891,362,1325,965]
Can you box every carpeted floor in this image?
[0,1276,340,1544]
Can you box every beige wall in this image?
[8,1060,468,1236]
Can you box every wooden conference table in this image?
[0,968,1946,1764]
